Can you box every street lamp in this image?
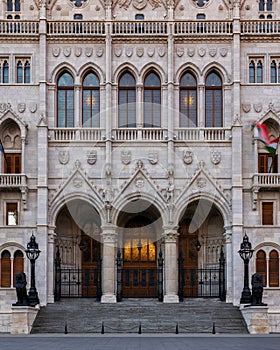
[238,232,254,304]
[25,231,41,306]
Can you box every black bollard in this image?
[212,322,216,334]
[138,322,142,334]
[175,322,179,334]
[64,321,68,334]
[101,321,104,334]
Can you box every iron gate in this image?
[54,248,102,301]
[178,248,226,301]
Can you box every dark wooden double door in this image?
[122,217,157,298]
[81,234,101,297]
[179,220,199,297]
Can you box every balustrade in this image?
[253,174,280,187]
[0,174,24,187]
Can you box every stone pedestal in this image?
[240,305,269,334]
[11,306,39,334]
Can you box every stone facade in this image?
[0,0,280,333]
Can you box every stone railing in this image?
[112,128,166,141]
[47,21,105,35]
[175,128,231,141]
[49,128,104,141]
[252,173,280,187]
[174,21,232,35]
[112,21,167,35]
[0,174,26,187]
[241,20,280,34]
[0,21,39,35]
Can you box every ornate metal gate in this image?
[178,247,226,301]
[54,247,102,301]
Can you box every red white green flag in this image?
[256,123,279,154]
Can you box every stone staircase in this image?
[31,298,248,334]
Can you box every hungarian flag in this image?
[256,123,280,154]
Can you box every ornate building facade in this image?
[0,0,280,332]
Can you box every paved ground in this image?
[0,334,279,350]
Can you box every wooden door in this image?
[179,220,198,297]
[81,234,101,297]
[122,218,157,297]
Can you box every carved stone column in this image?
[163,226,179,303]
[101,225,117,303]
[224,226,233,303]
[47,226,56,303]
[74,85,81,129]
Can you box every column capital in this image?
[101,224,117,243]
[224,226,232,243]
[162,225,178,242]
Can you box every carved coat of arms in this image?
[121,150,131,165]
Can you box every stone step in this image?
[31,298,248,334]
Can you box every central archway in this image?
[117,199,162,298]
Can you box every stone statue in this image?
[251,273,266,306]
[14,272,29,306]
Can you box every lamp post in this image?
[25,231,41,306]
[238,232,254,304]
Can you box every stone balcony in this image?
[0,20,279,38]
[0,174,27,189]
[48,127,231,143]
[252,173,280,189]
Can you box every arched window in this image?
[15,0,20,11]
[3,61,9,83]
[118,72,136,127]
[271,60,277,83]
[17,61,23,83]
[57,72,74,127]
[249,60,255,83]
[13,250,24,287]
[17,59,31,84]
[267,0,272,11]
[269,250,279,287]
[259,0,265,11]
[205,71,222,127]
[256,250,267,287]
[257,60,263,83]
[82,72,100,128]
[7,0,13,11]
[24,61,30,84]
[144,71,161,127]
[1,250,11,287]
[180,71,197,127]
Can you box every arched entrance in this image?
[54,199,102,299]
[117,199,162,298]
[178,199,226,300]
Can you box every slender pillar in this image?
[101,225,117,303]
[47,226,56,303]
[224,226,233,302]
[163,226,179,303]
[74,85,81,129]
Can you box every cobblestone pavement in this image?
[0,334,279,350]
